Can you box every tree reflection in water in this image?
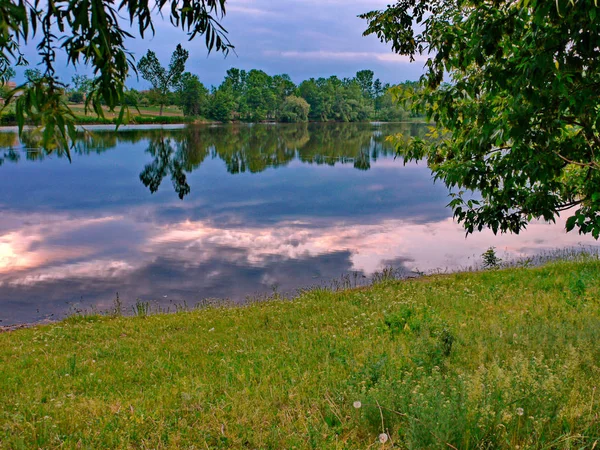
[0,122,427,198]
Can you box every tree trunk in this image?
[159,103,164,116]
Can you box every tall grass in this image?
[1,259,599,448]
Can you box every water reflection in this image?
[0,123,597,325]
[2,123,422,198]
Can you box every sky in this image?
[14,0,426,89]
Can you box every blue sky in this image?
[14,0,426,89]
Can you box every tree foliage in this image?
[198,68,411,123]
[138,44,189,116]
[71,74,93,95]
[362,0,600,238]
[278,96,309,123]
[177,72,209,117]
[0,0,232,149]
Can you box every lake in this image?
[0,122,596,325]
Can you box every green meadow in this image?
[1,259,600,449]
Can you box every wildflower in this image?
[379,433,388,444]
[209,328,215,332]
[516,407,524,416]
[353,401,362,409]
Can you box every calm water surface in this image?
[0,123,596,325]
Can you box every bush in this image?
[278,95,310,122]
[0,111,16,125]
[68,91,85,103]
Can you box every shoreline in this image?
[2,247,597,332]
[0,119,426,132]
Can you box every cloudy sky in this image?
[15,0,426,89]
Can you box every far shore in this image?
[0,119,427,132]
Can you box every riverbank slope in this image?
[1,259,599,448]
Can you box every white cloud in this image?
[262,50,427,64]
[227,5,282,17]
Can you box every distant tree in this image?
[374,88,408,122]
[208,89,235,122]
[355,70,375,99]
[71,75,93,95]
[0,68,15,100]
[23,69,42,84]
[278,96,310,122]
[298,79,327,121]
[245,70,276,121]
[123,89,141,107]
[373,79,384,98]
[177,72,209,117]
[68,91,85,103]
[0,67,15,85]
[137,45,189,116]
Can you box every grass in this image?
[0,105,195,126]
[1,259,600,449]
[68,104,184,118]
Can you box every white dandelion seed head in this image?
[353,401,362,409]
[516,407,524,416]
[379,433,388,443]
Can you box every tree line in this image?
[50,44,419,123]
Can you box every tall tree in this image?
[138,44,189,116]
[177,72,209,117]
[362,0,600,238]
[71,75,94,96]
[355,70,375,99]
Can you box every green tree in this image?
[208,88,235,122]
[0,68,15,100]
[298,79,326,121]
[362,0,600,238]
[0,67,15,85]
[23,69,42,84]
[177,72,209,117]
[278,96,310,122]
[374,88,407,122]
[218,68,248,119]
[68,91,84,103]
[71,75,93,96]
[355,70,375,99]
[68,74,93,103]
[123,89,142,107]
[245,70,276,121]
[0,0,232,149]
[138,45,189,116]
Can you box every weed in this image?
[112,292,123,316]
[132,299,150,317]
[482,246,502,269]
[372,267,398,284]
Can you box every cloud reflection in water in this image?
[0,123,597,325]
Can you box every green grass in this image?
[1,259,600,449]
[1,105,195,126]
[73,114,194,125]
[68,104,184,118]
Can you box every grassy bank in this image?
[1,260,600,449]
[0,105,195,126]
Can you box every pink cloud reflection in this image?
[0,208,597,289]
